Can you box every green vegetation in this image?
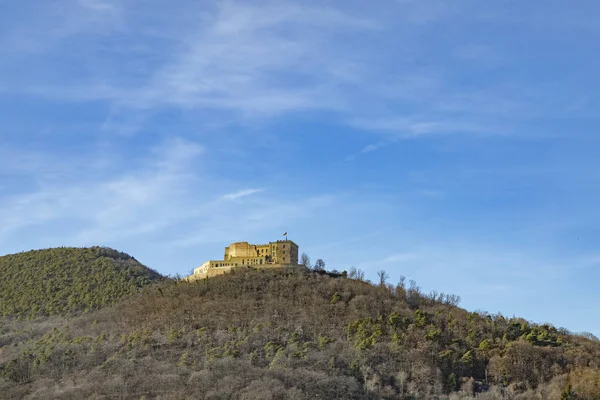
[1,257,599,399]
[0,247,162,317]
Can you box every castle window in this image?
[260,259,263,264]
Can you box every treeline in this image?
[0,247,163,317]
[1,267,599,399]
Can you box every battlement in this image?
[186,239,300,281]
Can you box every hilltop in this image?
[0,247,163,317]
[1,265,600,399]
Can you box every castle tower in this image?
[269,240,299,265]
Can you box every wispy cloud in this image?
[222,188,264,201]
[353,240,593,303]
[350,117,494,137]
[345,116,508,159]
[0,137,203,245]
[380,253,419,264]
[13,1,378,119]
[361,143,385,154]
[78,0,119,14]
[0,0,124,55]
[4,0,592,141]
[171,195,336,248]
[0,136,337,266]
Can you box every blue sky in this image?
[1,0,599,336]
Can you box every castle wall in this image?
[188,240,300,281]
[224,242,271,260]
[256,245,270,259]
[186,263,300,281]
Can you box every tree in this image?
[300,253,311,268]
[314,259,326,272]
[561,381,575,400]
[377,270,389,287]
[580,332,600,341]
[349,267,365,281]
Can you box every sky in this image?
[1,0,599,336]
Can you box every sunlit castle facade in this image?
[187,240,299,280]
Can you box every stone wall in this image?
[186,263,300,281]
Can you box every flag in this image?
[283,232,287,236]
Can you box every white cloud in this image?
[0,0,123,55]
[361,143,383,154]
[16,1,377,118]
[380,253,419,264]
[351,239,592,307]
[171,195,336,248]
[0,138,204,245]
[78,0,120,14]
[123,2,379,115]
[3,0,586,140]
[0,136,337,256]
[350,117,492,137]
[222,188,264,200]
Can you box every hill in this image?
[1,267,600,399]
[0,247,163,317]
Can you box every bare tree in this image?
[356,268,365,281]
[349,267,365,281]
[428,290,439,304]
[300,253,311,268]
[377,270,389,287]
[407,279,422,308]
[443,293,461,307]
[395,275,407,299]
[398,275,406,288]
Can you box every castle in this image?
[187,240,300,280]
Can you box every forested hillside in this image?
[0,247,163,317]
[1,267,599,399]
